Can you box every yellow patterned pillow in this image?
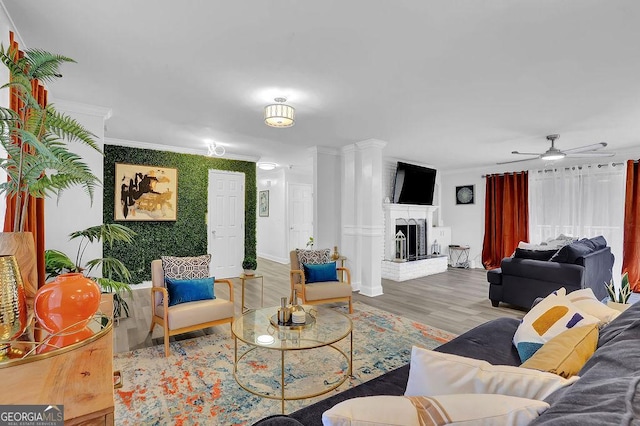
[520,324,598,378]
[513,288,599,362]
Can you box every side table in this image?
[238,273,264,313]
[448,245,470,268]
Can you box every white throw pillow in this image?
[513,288,599,362]
[322,394,550,426]
[566,288,620,325]
[404,347,578,400]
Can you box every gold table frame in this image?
[232,306,353,414]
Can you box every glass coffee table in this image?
[232,305,353,413]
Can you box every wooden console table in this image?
[0,295,115,425]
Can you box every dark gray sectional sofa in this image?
[253,299,640,425]
[488,236,614,309]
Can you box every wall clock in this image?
[456,185,475,205]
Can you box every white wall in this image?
[44,101,110,275]
[312,147,341,250]
[257,168,287,263]
[0,8,17,227]
[256,166,313,264]
[440,170,485,268]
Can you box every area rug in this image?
[113,302,456,425]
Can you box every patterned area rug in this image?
[113,302,456,425]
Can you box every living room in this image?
[1,1,640,425]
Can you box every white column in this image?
[355,139,386,297]
[340,145,359,290]
[310,147,341,251]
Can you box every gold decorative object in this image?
[331,246,340,261]
[0,255,28,356]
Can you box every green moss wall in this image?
[103,145,256,283]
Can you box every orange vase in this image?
[34,273,101,337]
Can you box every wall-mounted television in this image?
[392,162,436,205]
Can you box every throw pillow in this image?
[566,288,620,324]
[512,289,599,362]
[322,394,549,426]
[295,248,330,266]
[520,324,598,378]
[165,276,215,306]
[161,254,211,279]
[404,346,578,400]
[549,241,593,264]
[589,235,607,250]
[513,248,558,261]
[302,262,338,283]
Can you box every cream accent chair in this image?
[290,251,353,313]
[149,259,235,356]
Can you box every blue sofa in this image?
[488,236,614,309]
[253,299,640,425]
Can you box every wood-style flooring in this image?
[113,258,525,354]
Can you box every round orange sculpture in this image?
[34,273,101,336]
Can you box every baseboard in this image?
[257,253,289,264]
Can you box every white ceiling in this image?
[3,0,640,171]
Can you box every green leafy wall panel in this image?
[103,145,256,283]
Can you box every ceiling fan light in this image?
[541,152,565,161]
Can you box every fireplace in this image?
[383,203,447,281]
[395,218,427,260]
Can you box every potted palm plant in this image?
[45,224,136,318]
[0,44,101,297]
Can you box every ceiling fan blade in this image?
[565,151,615,158]
[562,142,607,154]
[511,151,543,156]
[496,157,540,165]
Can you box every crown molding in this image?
[54,99,113,120]
[105,138,259,162]
[356,138,387,150]
[308,146,341,156]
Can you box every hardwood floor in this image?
[113,257,525,354]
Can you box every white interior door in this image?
[208,170,245,278]
[288,183,313,251]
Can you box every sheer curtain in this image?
[528,163,626,283]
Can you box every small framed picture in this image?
[456,185,475,205]
[259,190,269,217]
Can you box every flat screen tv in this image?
[392,162,436,205]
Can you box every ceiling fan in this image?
[497,134,615,165]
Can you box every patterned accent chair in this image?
[290,249,353,313]
[149,257,235,356]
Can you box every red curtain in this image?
[482,171,529,269]
[623,160,640,292]
[3,31,46,290]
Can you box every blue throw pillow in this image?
[303,262,338,283]
[165,276,216,306]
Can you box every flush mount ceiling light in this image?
[207,142,225,157]
[257,162,277,171]
[264,97,295,128]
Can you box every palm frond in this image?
[44,249,77,280]
[24,48,75,83]
[69,224,136,246]
[45,106,102,153]
[0,44,29,78]
[85,257,132,283]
